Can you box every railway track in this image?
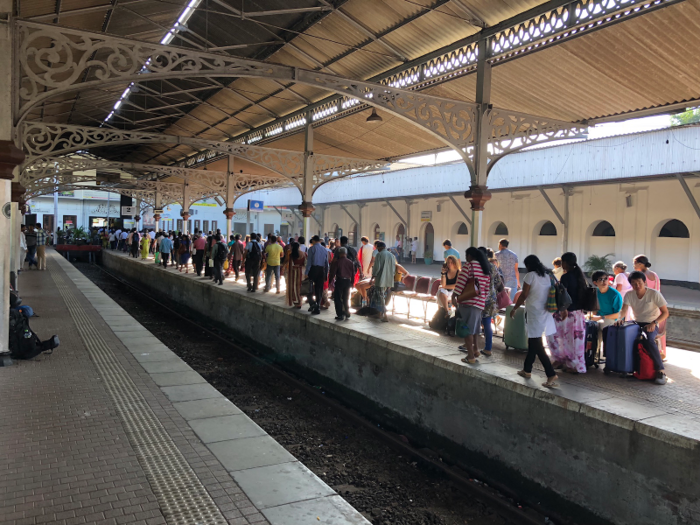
[82,261,579,525]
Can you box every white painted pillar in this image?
[181,183,191,234]
[0,2,24,355]
[471,209,484,248]
[224,157,236,238]
[300,116,315,240]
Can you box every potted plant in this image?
[424,248,433,265]
[583,253,614,276]
[73,226,89,246]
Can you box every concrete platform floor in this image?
[113,250,700,438]
[0,250,368,525]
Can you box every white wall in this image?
[321,178,700,284]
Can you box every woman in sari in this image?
[178,234,191,273]
[634,254,666,359]
[140,233,150,259]
[285,242,307,309]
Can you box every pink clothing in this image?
[547,310,587,373]
[644,270,661,291]
[193,237,206,250]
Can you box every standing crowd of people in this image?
[106,226,672,387]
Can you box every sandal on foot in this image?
[481,350,492,356]
[542,381,559,389]
[517,370,531,379]
[458,345,468,352]
[461,357,477,365]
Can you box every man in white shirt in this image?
[120,230,128,251]
[411,237,418,264]
[617,270,668,385]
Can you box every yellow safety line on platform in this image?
[48,258,228,525]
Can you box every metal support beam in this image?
[301,118,314,239]
[539,187,566,225]
[448,196,472,226]
[563,186,570,253]
[677,174,700,220]
[384,200,407,226]
[339,204,359,226]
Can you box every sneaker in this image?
[335,316,344,321]
[312,308,321,315]
[654,372,667,385]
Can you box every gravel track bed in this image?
[76,262,512,525]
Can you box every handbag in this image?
[549,274,572,312]
[223,259,229,271]
[191,247,197,255]
[455,278,479,303]
[300,279,312,296]
[208,259,214,268]
[496,288,511,309]
[581,284,600,312]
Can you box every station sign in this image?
[121,206,136,216]
[154,209,164,214]
[421,211,432,222]
[248,200,264,211]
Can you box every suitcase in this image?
[503,304,528,351]
[633,333,656,381]
[604,323,639,375]
[584,320,600,368]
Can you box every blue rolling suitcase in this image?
[604,323,639,375]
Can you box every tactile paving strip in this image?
[51,269,228,525]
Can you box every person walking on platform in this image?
[495,238,519,301]
[210,235,227,285]
[178,234,191,273]
[305,236,329,315]
[159,234,172,268]
[370,242,395,323]
[617,271,669,385]
[548,252,587,374]
[264,233,283,294]
[140,232,150,259]
[286,242,307,309]
[18,224,27,273]
[130,229,140,258]
[25,224,38,270]
[329,247,354,321]
[230,234,245,281]
[511,255,559,388]
[35,223,48,270]
[120,229,128,252]
[244,233,263,292]
[192,233,206,276]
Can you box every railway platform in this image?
[100,249,700,525]
[0,250,369,525]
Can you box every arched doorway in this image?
[653,219,691,281]
[348,223,357,247]
[395,223,406,253]
[423,222,434,259]
[373,223,381,241]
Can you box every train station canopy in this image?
[11,0,700,212]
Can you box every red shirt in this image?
[454,261,490,309]
[193,237,206,250]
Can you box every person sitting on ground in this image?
[442,239,460,261]
[552,257,564,281]
[511,255,559,389]
[616,271,669,385]
[437,255,460,314]
[329,247,355,321]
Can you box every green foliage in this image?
[583,253,614,275]
[72,226,89,240]
[671,108,700,126]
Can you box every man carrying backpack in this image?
[243,232,262,292]
[210,234,228,286]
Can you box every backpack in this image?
[247,242,261,262]
[429,307,449,332]
[214,242,228,264]
[547,273,572,313]
[633,332,656,380]
[9,309,59,360]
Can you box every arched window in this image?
[457,223,469,235]
[495,222,508,235]
[348,223,357,247]
[659,219,690,238]
[592,221,615,237]
[539,221,557,236]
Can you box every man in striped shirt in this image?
[35,223,48,270]
[452,247,491,364]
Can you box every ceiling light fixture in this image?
[366,108,382,123]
